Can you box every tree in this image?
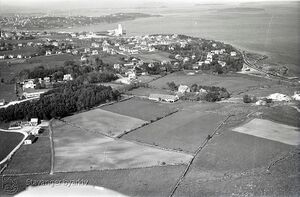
[243,94,252,103]
[167,81,178,91]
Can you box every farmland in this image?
[2,136,51,174]
[101,97,177,121]
[149,71,274,96]
[134,51,172,63]
[62,108,148,137]
[0,165,186,197]
[232,118,300,146]
[174,125,298,196]
[0,131,24,162]
[52,120,192,172]
[123,106,226,153]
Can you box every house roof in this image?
[25,135,37,141]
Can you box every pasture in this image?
[3,136,51,174]
[134,51,172,63]
[0,131,24,162]
[101,97,177,121]
[52,120,192,172]
[123,108,226,153]
[174,126,298,196]
[232,118,300,146]
[63,108,148,137]
[149,71,273,95]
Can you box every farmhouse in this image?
[63,74,73,81]
[267,93,291,102]
[30,118,39,126]
[230,51,237,57]
[0,99,5,106]
[23,79,36,90]
[31,127,41,135]
[149,94,179,103]
[24,135,37,145]
[178,85,190,94]
[23,89,46,99]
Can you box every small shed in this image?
[24,135,37,145]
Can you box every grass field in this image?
[52,120,192,172]
[63,108,148,137]
[3,136,51,174]
[0,83,17,101]
[127,87,173,97]
[101,97,177,121]
[123,107,226,153]
[149,71,273,95]
[260,105,300,127]
[0,165,186,197]
[232,118,300,146]
[174,127,298,196]
[134,51,172,63]
[0,131,24,162]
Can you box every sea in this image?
[52,2,300,74]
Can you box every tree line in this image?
[0,80,120,122]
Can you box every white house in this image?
[81,55,88,62]
[63,74,73,81]
[230,51,237,57]
[0,99,5,106]
[0,55,5,59]
[92,50,99,55]
[149,94,179,103]
[218,61,226,67]
[292,91,300,101]
[31,127,41,135]
[267,93,291,102]
[113,64,121,70]
[30,118,39,126]
[178,85,190,94]
[45,50,52,56]
[17,54,22,59]
[23,80,36,90]
[91,43,100,48]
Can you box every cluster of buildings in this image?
[8,118,49,145]
[21,74,73,99]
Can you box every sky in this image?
[0,0,298,11]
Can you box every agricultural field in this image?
[101,97,177,121]
[0,83,17,101]
[149,71,274,95]
[174,125,299,196]
[134,51,172,63]
[0,131,24,162]
[127,87,172,97]
[0,165,186,197]
[233,118,300,146]
[3,136,51,174]
[52,120,192,172]
[123,106,226,153]
[62,108,148,137]
[260,105,300,127]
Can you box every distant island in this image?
[218,7,265,12]
[0,13,161,30]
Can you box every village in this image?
[0,24,299,197]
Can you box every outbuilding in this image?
[149,94,179,103]
[24,135,37,145]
